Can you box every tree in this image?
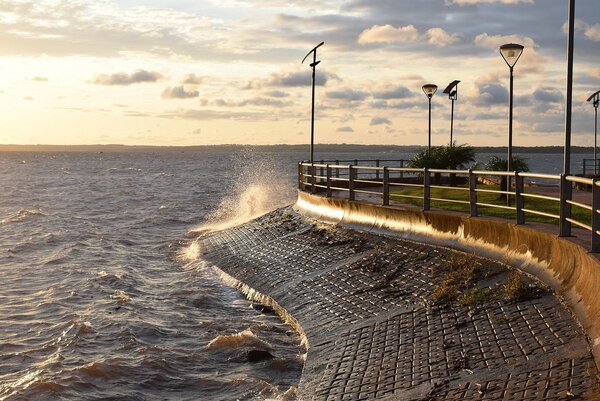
[485,155,530,200]
[408,143,476,184]
[485,155,530,172]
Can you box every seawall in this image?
[199,199,600,400]
[296,191,600,365]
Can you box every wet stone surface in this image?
[199,207,600,400]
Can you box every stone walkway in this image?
[198,207,600,400]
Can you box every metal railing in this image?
[298,160,600,253]
[582,159,600,176]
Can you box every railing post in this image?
[311,164,317,194]
[383,167,390,206]
[349,165,355,201]
[515,172,525,225]
[559,174,572,237]
[400,160,404,181]
[326,164,332,198]
[469,169,478,217]
[376,160,380,181]
[423,168,430,211]
[319,161,324,184]
[592,179,600,252]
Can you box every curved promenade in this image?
[198,199,600,400]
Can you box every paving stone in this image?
[198,207,600,400]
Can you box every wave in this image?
[0,208,45,225]
[206,329,273,351]
[176,240,200,264]
[190,150,294,236]
[110,290,130,305]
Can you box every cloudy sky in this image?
[0,0,598,146]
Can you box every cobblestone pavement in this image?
[198,207,600,400]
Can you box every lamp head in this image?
[422,84,438,99]
[443,80,460,100]
[499,43,524,68]
[587,90,600,108]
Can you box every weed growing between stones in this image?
[432,253,482,305]
[503,272,547,302]
[458,288,496,306]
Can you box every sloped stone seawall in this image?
[199,206,600,400]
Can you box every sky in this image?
[0,0,598,147]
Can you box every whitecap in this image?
[206,329,273,351]
[111,290,130,304]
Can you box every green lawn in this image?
[389,184,592,226]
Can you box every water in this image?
[0,150,301,401]
[0,148,590,400]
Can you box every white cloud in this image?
[584,24,600,42]
[161,86,199,99]
[473,33,544,74]
[571,20,600,42]
[358,24,419,44]
[358,25,459,48]
[182,74,204,85]
[426,28,459,47]
[326,88,368,101]
[92,70,163,86]
[370,116,391,125]
[473,33,535,49]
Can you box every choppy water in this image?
[0,148,592,400]
[0,150,303,401]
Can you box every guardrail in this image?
[298,160,600,252]
[582,158,600,176]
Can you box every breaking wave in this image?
[206,329,273,351]
[191,149,294,235]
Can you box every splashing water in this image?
[176,240,201,264]
[191,149,295,235]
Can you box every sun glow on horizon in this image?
[0,0,598,147]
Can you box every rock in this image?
[252,303,275,314]
[247,349,275,363]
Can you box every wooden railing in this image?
[298,160,600,252]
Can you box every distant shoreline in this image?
[0,144,595,154]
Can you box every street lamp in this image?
[499,43,524,205]
[422,84,438,151]
[443,80,460,146]
[588,90,600,175]
[301,41,324,163]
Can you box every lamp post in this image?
[443,80,460,146]
[499,43,524,205]
[422,84,438,151]
[301,41,324,163]
[588,90,600,175]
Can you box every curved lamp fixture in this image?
[422,84,438,150]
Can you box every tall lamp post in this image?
[588,90,600,175]
[302,41,324,163]
[499,43,524,205]
[443,80,460,146]
[422,84,438,151]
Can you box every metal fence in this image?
[582,158,600,176]
[298,160,600,253]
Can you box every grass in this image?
[503,272,546,302]
[432,254,481,305]
[458,288,496,306]
[389,183,592,226]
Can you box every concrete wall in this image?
[295,191,600,364]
